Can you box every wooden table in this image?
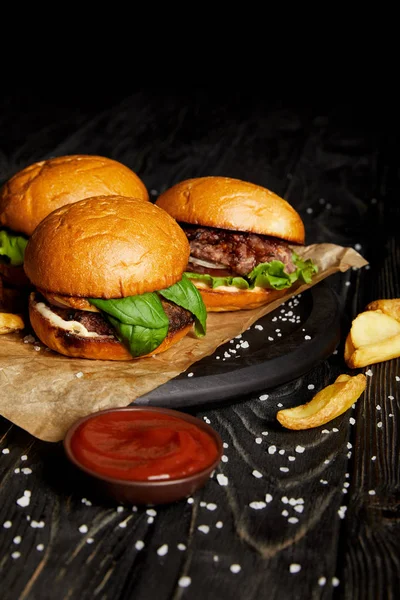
[0,91,399,600]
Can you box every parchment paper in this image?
[0,243,368,442]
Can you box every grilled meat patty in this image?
[47,297,194,338]
[182,225,296,276]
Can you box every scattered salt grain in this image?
[289,564,301,573]
[288,517,299,524]
[230,564,241,574]
[280,467,289,473]
[75,372,84,378]
[86,538,94,544]
[3,521,12,529]
[187,372,194,377]
[187,497,194,504]
[388,395,394,400]
[349,417,356,425]
[371,456,376,461]
[249,501,266,510]
[304,335,311,340]
[279,449,285,455]
[321,429,330,434]
[135,540,145,551]
[318,577,327,586]
[146,509,157,517]
[255,437,262,445]
[277,403,283,408]
[36,544,44,552]
[217,474,228,486]
[16,491,31,508]
[221,455,228,462]
[365,369,373,377]
[332,577,340,587]
[377,422,383,428]
[78,524,88,533]
[259,394,269,401]
[295,445,305,454]
[265,494,273,503]
[11,552,21,559]
[338,506,347,519]
[177,543,186,551]
[288,456,296,462]
[368,490,376,496]
[198,525,210,534]
[178,576,192,588]
[215,521,223,529]
[307,384,315,390]
[268,445,277,455]
[157,544,168,556]
[21,468,32,475]
[21,455,27,461]
[294,505,304,514]
[206,503,217,511]
[223,442,229,448]
[13,536,21,544]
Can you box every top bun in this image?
[0,155,149,236]
[24,196,190,298]
[156,176,305,244]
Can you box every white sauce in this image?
[193,282,265,293]
[35,301,111,338]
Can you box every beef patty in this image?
[44,296,194,337]
[182,224,296,276]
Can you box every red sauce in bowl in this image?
[69,409,221,482]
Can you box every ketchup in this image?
[70,409,220,482]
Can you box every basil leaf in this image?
[89,293,169,357]
[108,316,169,358]
[0,230,28,266]
[159,273,207,337]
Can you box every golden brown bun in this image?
[156,176,305,244]
[0,155,149,236]
[24,196,190,298]
[28,293,193,360]
[193,282,288,312]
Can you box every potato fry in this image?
[0,312,25,334]
[346,333,400,368]
[350,310,400,348]
[276,374,366,430]
[366,298,400,323]
[344,333,356,365]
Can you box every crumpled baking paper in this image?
[0,243,368,442]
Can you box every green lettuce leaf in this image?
[0,230,28,266]
[186,252,318,291]
[89,276,207,358]
[159,273,207,337]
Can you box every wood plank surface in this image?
[0,91,399,600]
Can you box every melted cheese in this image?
[35,301,112,338]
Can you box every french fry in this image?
[344,333,356,365]
[346,333,400,368]
[366,298,400,323]
[276,374,366,430]
[350,310,400,348]
[0,312,25,334]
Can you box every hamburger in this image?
[155,176,318,311]
[23,196,207,360]
[0,154,149,290]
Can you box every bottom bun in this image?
[194,284,288,312]
[29,293,193,360]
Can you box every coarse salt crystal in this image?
[289,564,301,573]
[217,473,228,486]
[249,501,266,510]
[75,372,84,378]
[157,544,168,556]
[295,445,305,453]
[252,470,263,478]
[268,445,277,455]
[78,524,88,533]
[135,540,144,550]
[198,525,210,534]
[178,576,192,588]
[230,564,241,574]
